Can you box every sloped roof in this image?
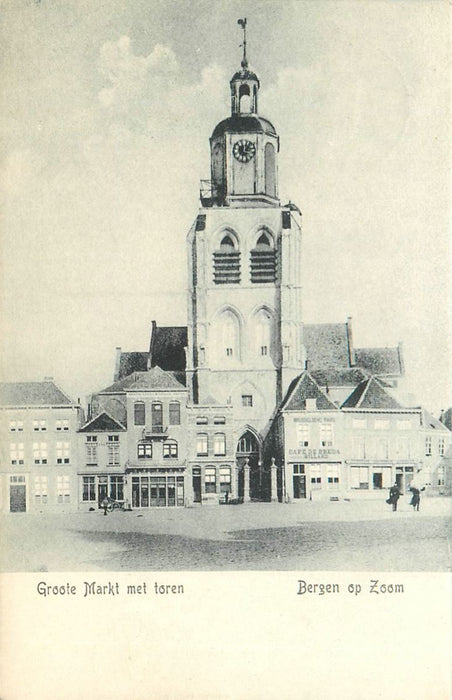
[354,347,403,376]
[303,322,352,370]
[422,409,451,432]
[341,377,404,409]
[79,412,126,433]
[281,372,338,411]
[0,381,74,406]
[99,367,186,394]
[311,368,370,387]
[149,324,187,373]
[116,352,149,381]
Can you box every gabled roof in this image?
[281,372,339,411]
[354,346,403,376]
[99,367,186,394]
[149,322,187,373]
[341,377,404,409]
[79,412,126,433]
[0,381,74,406]
[115,352,149,382]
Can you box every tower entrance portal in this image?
[236,430,270,501]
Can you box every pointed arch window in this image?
[255,309,272,357]
[221,310,240,359]
[214,234,240,284]
[250,231,276,283]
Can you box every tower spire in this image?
[237,18,248,69]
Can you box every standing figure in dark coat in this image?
[388,483,401,511]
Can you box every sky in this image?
[0,0,450,415]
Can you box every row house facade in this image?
[0,381,83,513]
[264,373,451,502]
[77,367,237,510]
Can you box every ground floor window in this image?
[110,475,124,501]
[350,466,369,490]
[131,475,184,508]
[372,466,392,489]
[292,464,306,499]
[396,465,414,492]
[34,476,48,505]
[219,467,231,493]
[205,467,216,493]
[327,464,340,488]
[82,476,96,501]
[56,475,70,504]
[310,465,322,488]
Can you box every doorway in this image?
[10,483,26,512]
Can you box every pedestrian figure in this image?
[225,491,229,504]
[409,486,420,511]
[101,497,109,515]
[387,482,401,511]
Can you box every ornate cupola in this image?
[205,18,280,208]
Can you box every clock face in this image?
[233,139,256,163]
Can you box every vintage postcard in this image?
[0,1,450,699]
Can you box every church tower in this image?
[187,20,304,438]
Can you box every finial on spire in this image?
[237,18,248,69]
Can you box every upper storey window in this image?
[213,234,240,285]
[250,232,276,283]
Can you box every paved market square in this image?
[1,497,450,572]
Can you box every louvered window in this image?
[250,233,276,283]
[213,235,240,284]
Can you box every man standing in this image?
[388,482,401,511]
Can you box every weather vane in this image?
[237,18,248,69]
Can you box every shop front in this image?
[128,468,185,508]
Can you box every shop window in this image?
[327,465,339,488]
[110,476,124,501]
[134,402,145,426]
[138,442,152,459]
[82,476,96,502]
[163,441,178,459]
[214,433,226,456]
[350,466,369,490]
[196,433,208,456]
[169,402,181,425]
[219,467,231,493]
[310,465,322,488]
[205,467,216,493]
